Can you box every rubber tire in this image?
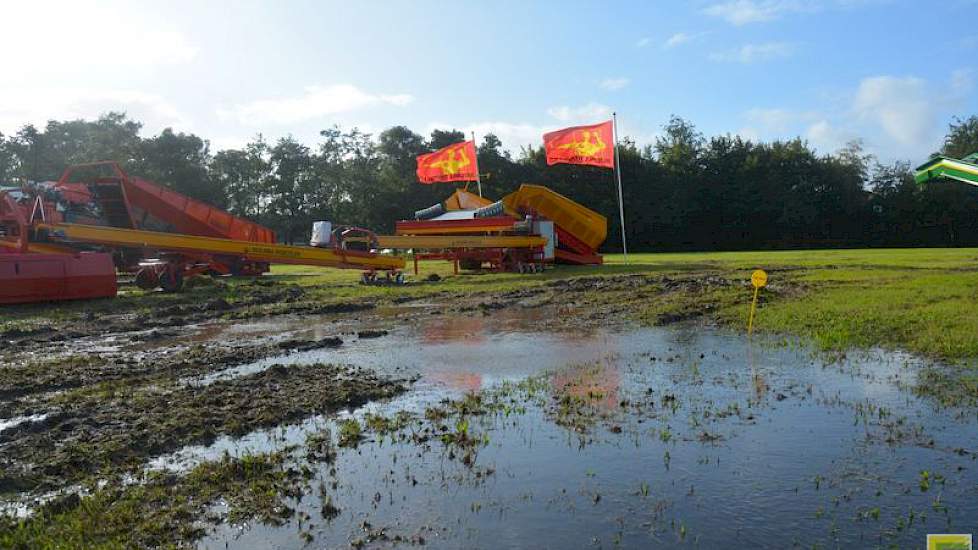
[159,268,184,293]
[459,259,481,271]
[134,268,159,290]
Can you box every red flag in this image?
[543,120,615,168]
[416,141,479,183]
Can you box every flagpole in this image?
[612,112,628,264]
[471,131,483,197]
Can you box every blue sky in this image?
[3,0,977,162]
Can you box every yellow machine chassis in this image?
[36,223,406,271]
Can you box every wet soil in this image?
[1,271,974,548]
[0,361,403,494]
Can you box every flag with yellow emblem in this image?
[543,120,615,168]
[416,141,479,184]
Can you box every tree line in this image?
[2,112,978,250]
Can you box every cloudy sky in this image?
[2,0,976,162]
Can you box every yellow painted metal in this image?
[0,238,78,255]
[36,223,405,271]
[502,184,607,250]
[748,270,767,336]
[751,269,768,288]
[376,234,547,249]
[444,189,493,211]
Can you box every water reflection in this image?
[181,313,976,550]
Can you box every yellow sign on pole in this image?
[751,269,767,289]
[748,269,767,336]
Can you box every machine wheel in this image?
[134,267,160,290]
[459,259,481,271]
[159,267,184,293]
[360,272,377,285]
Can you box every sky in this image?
[2,0,977,163]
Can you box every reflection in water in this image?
[147,309,976,550]
[422,316,487,344]
[550,358,622,413]
[427,371,483,392]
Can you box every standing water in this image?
[166,309,978,549]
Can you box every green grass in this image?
[4,248,978,363]
[0,451,304,549]
[608,249,978,361]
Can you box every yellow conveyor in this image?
[36,223,406,271]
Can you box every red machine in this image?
[0,252,117,305]
[1,186,117,303]
[2,162,406,304]
[396,185,607,273]
[0,161,277,303]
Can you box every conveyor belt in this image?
[36,223,405,271]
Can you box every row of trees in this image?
[2,112,978,249]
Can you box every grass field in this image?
[4,247,978,364]
[266,247,978,362]
[605,248,978,361]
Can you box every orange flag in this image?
[416,141,479,184]
[543,120,615,168]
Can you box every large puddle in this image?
[149,308,978,549]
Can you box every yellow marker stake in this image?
[748,269,767,336]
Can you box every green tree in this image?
[266,136,316,244]
[136,128,218,206]
[941,116,978,158]
[210,136,271,218]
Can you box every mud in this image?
[4,269,973,548]
[0,361,404,494]
[0,280,372,349]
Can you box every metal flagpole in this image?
[471,131,483,197]
[612,112,628,264]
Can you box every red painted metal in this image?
[554,248,603,266]
[125,175,275,242]
[0,252,117,304]
[554,226,591,256]
[396,216,517,234]
[57,162,275,243]
[554,226,602,265]
[0,191,29,252]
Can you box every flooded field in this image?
[2,294,977,548]
[153,313,978,545]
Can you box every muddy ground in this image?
[4,269,973,548]
[0,273,728,493]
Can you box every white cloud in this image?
[218,84,414,126]
[546,103,612,123]
[599,77,630,91]
[429,103,623,155]
[737,70,970,159]
[745,108,817,132]
[635,37,652,48]
[663,33,693,49]
[710,42,794,63]
[950,68,974,96]
[804,120,856,153]
[426,120,550,153]
[0,87,192,137]
[704,0,881,26]
[1,3,196,84]
[852,76,933,147]
[703,0,800,25]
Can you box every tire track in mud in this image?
[0,362,406,495]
